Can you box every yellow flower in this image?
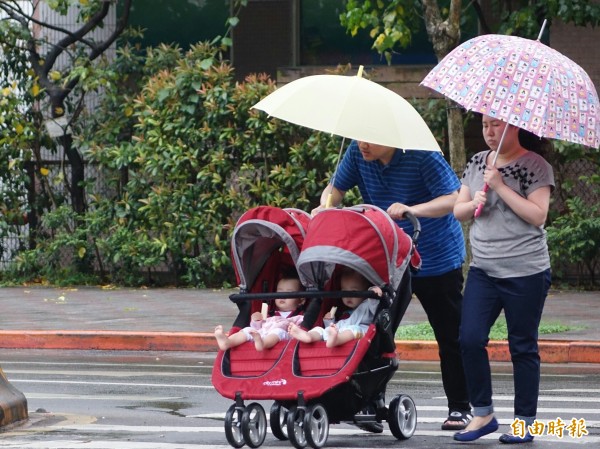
[31,83,40,97]
[15,123,24,134]
[40,167,50,176]
[49,70,61,81]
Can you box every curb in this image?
[0,331,599,363]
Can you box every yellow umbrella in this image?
[252,66,441,152]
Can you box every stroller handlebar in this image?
[229,290,381,303]
[402,210,421,247]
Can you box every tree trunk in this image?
[61,134,86,215]
[447,103,466,176]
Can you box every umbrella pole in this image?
[537,19,548,41]
[325,137,346,208]
[474,122,510,217]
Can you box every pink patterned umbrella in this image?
[421,32,600,149]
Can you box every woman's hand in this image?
[483,165,504,190]
[473,189,487,208]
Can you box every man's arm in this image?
[312,184,346,215]
[387,190,459,220]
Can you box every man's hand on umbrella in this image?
[387,202,413,220]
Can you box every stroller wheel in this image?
[286,405,307,449]
[224,403,245,448]
[388,394,417,440]
[304,403,329,449]
[242,402,267,448]
[270,401,289,441]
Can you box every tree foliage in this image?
[0,0,133,220]
[5,40,343,286]
[339,0,600,174]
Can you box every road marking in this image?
[0,361,207,369]
[24,392,185,401]
[0,441,228,448]
[11,379,213,388]
[431,394,600,403]
[416,405,600,414]
[4,369,200,377]
[189,411,600,427]
[1,429,598,448]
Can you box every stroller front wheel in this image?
[388,394,417,440]
[304,403,329,449]
[224,403,245,448]
[270,401,290,440]
[287,405,308,449]
[241,402,267,448]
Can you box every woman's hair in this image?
[518,128,553,158]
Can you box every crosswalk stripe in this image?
[2,428,598,448]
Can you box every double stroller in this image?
[211,204,421,448]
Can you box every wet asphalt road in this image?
[0,349,599,448]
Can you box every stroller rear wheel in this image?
[241,402,267,448]
[269,401,289,440]
[224,403,245,448]
[304,403,329,449]
[388,394,417,440]
[286,405,307,449]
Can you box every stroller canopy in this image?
[231,206,311,291]
[297,205,414,292]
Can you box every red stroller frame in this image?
[212,205,421,449]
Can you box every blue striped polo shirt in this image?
[333,141,465,277]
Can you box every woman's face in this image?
[481,115,518,151]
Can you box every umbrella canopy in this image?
[252,66,441,152]
[421,33,600,149]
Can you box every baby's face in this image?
[342,296,364,309]
[275,278,303,312]
[275,297,303,312]
[340,275,369,309]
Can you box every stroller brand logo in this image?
[263,378,287,387]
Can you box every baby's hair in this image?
[339,266,370,288]
[278,267,305,291]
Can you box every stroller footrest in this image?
[228,341,286,376]
[297,341,358,376]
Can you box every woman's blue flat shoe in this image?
[499,432,534,444]
[453,417,499,442]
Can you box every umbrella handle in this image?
[325,192,334,208]
[473,183,490,218]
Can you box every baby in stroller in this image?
[289,267,382,348]
[214,271,305,351]
[213,204,421,449]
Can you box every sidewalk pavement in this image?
[0,286,599,363]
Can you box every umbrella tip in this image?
[537,19,548,41]
[357,65,364,78]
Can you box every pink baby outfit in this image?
[241,311,304,342]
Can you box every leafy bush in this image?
[546,196,600,287]
[6,42,343,287]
